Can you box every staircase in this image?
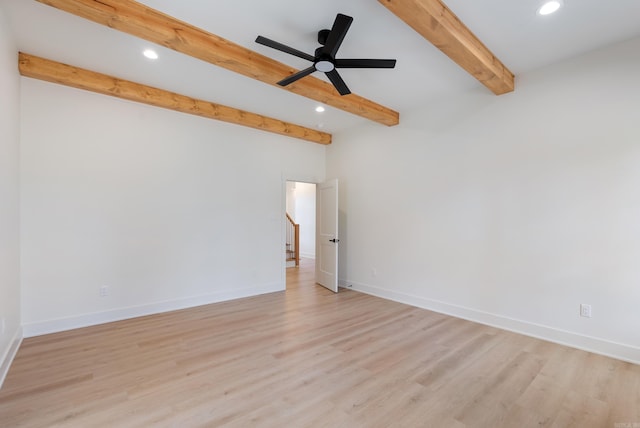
[286,213,300,267]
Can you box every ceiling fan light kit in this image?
[256,13,396,96]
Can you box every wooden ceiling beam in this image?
[379,0,515,95]
[35,0,399,126]
[18,53,332,145]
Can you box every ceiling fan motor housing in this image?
[314,46,335,71]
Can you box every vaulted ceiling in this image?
[3,0,640,142]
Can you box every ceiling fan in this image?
[256,13,396,96]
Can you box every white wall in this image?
[285,181,296,219]
[0,7,22,386]
[327,36,640,363]
[294,182,316,259]
[20,79,325,336]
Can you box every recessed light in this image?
[315,106,325,113]
[538,0,562,15]
[143,49,158,60]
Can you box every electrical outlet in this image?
[99,286,110,297]
[580,303,592,318]
[371,267,378,277]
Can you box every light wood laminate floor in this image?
[1,258,639,427]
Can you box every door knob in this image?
[329,239,340,243]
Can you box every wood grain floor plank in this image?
[1,258,638,427]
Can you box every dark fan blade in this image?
[256,36,315,62]
[322,14,353,58]
[335,59,397,68]
[278,66,317,86]
[325,69,351,95]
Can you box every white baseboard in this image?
[340,279,640,365]
[0,326,23,389]
[23,282,284,338]
[300,253,315,260]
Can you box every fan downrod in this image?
[318,29,330,46]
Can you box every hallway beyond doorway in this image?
[286,257,315,291]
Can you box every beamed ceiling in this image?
[3,0,640,143]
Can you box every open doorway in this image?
[285,181,316,290]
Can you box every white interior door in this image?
[316,179,339,292]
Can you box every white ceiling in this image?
[3,0,640,136]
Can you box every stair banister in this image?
[285,213,300,267]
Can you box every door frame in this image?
[280,174,320,288]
